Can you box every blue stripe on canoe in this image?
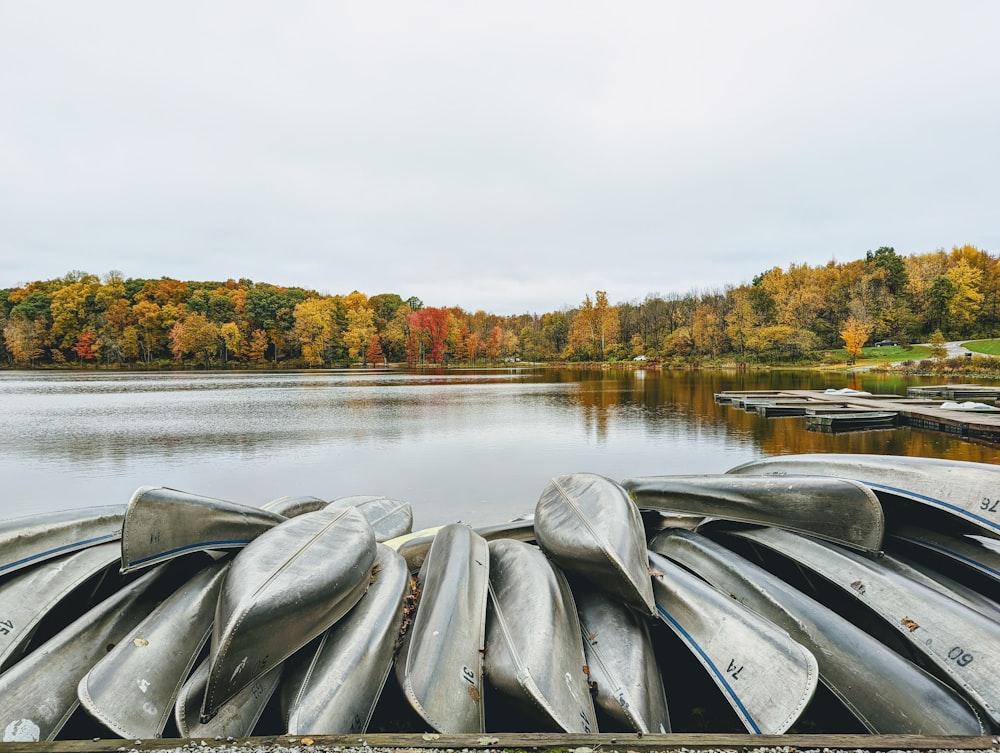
[127,539,252,568]
[894,535,1000,580]
[0,532,120,573]
[867,482,1000,534]
[656,602,761,733]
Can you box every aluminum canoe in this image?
[78,558,230,739]
[575,586,670,733]
[284,544,411,734]
[0,505,125,578]
[0,565,168,742]
[485,538,598,733]
[728,526,1000,727]
[388,518,534,572]
[647,549,818,734]
[651,529,986,734]
[326,495,414,542]
[260,495,327,517]
[535,473,654,615]
[0,541,120,672]
[726,453,1000,540]
[121,486,285,572]
[395,523,489,733]
[174,658,281,739]
[889,523,1000,587]
[879,550,1000,623]
[623,474,884,554]
[202,506,376,721]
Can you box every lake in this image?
[3,367,1000,529]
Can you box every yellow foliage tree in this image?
[291,297,339,367]
[839,315,874,362]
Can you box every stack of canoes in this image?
[1,453,999,742]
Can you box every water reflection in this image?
[2,368,999,527]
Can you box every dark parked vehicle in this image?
[874,340,898,347]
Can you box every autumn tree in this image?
[408,307,450,363]
[3,314,45,366]
[220,322,244,367]
[928,330,948,360]
[71,331,98,364]
[290,297,340,367]
[366,335,385,365]
[169,312,220,368]
[343,292,376,364]
[839,316,874,362]
[247,329,269,364]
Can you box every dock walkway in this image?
[716,384,1000,443]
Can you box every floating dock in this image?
[716,385,1000,443]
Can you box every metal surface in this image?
[389,519,534,572]
[121,487,285,572]
[729,526,1000,727]
[326,495,414,542]
[623,474,884,554]
[259,495,328,517]
[889,523,1000,587]
[78,559,230,739]
[878,551,1000,624]
[395,523,489,733]
[651,529,986,735]
[726,453,1000,540]
[203,506,376,721]
[535,473,654,615]
[0,542,120,672]
[0,566,167,742]
[575,587,670,734]
[285,545,411,734]
[175,657,282,739]
[0,505,124,578]
[647,550,818,735]
[485,539,598,734]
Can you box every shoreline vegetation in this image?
[4,245,1000,377]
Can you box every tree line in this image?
[1,244,996,368]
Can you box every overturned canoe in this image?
[175,658,281,739]
[648,550,818,734]
[0,505,124,578]
[575,586,670,733]
[729,526,1000,727]
[486,539,598,733]
[889,523,1000,587]
[623,474,884,554]
[285,545,411,734]
[395,523,489,733]
[0,541,120,672]
[726,453,1000,540]
[652,528,986,735]
[78,558,230,739]
[389,518,535,572]
[879,550,1000,624]
[202,506,376,721]
[121,487,285,572]
[535,473,654,615]
[259,495,327,517]
[0,565,168,742]
[326,495,413,542]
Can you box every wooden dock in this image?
[716,385,1000,443]
[1,732,997,753]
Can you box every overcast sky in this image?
[2,2,998,315]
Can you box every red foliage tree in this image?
[408,307,450,363]
[72,331,98,363]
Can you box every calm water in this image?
[3,367,1000,529]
